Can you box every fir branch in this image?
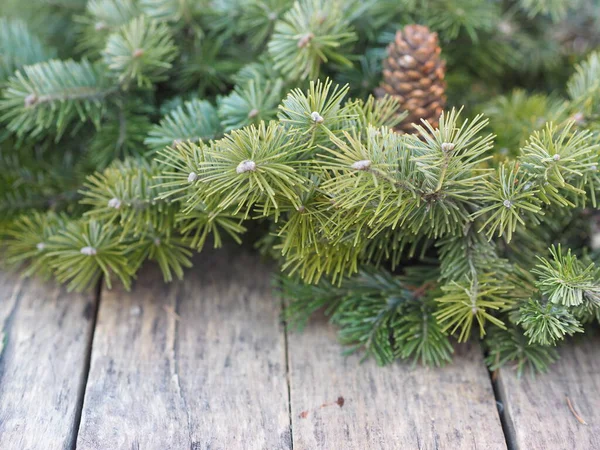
[518,121,599,207]
[518,298,583,345]
[485,326,559,377]
[176,206,247,251]
[159,121,311,217]
[139,0,201,23]
[473,162,542,242]
[0,59,115,139]
[238,0,295,49]
[102,15,178,88]
[423,0,499,42]
[567,50,600,119]
[145,98,222,154]
[2,210,68,278]
[44,219,134,291]
[278,78,354,146]
[268,0,357,80]
[436,273,512,342]
[81,158,178,239]
[218,76,284,132]
[128,233,193,282]
[75,0,140,54]
[0,17,56,82]
[533,244,600,307]
[88,100,153,168]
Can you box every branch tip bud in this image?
[24,94,38,108]
[297,32,314,48]
[310,111,324,123]
[108,198,122,209]
[441,142,455,152]
[80,246,97,256]
[236,160,257,174]
[351,160,371,170]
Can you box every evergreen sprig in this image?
[268,0,357,80]
[0,59,113,139]
[102,15,178,88]
[533,245,600,306]
[0,17,56,82]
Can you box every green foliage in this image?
[44,219,134,291]
[483,90,566,152]
[0,17,56,82]
[88,100,153,167]
[218,76,284,131]
[3,211,68,277]
[283,267,453,366]
[268,0,357,80]
[518,298,583,345]
[518,0,575,21]
[81,158,178,238]
[159,121,311,216]
[485,327,559,377]
[238,0,294,49]
[0,59,113,139]
[75,0,140,53]
[424,0,499,42]
[139,0,202,23]
[102,15,178,88]
[473,162,542,242]
[518,122,599,208]
[145,98,222,154]
[436,274,512,342]
[568,51,600,124]
[533,245,600,306]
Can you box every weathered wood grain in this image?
[287,315,507,450]
[76,249,291,450]
[496,334,600,450]
[0,270,98,450]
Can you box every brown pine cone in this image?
[376,25,446,133]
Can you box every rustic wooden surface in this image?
[75,249,291,450]
[286,314,507,450]
[496,334,600,450]
[0,270,97,450]
[1,250,600,449]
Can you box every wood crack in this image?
[172,286,194,448]
[281,292,294,450]
[0,277,25,376]
[70,279,102,450]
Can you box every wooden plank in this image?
[76,248,291,450]
[0,270,98,450]
[496,335,600,449]
[287,315,507,450]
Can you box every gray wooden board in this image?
[75,249,291,450]
[0,270,97,450]
[286,314,507,450]
[496,334,600,450]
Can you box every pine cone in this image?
[377,25,446,133]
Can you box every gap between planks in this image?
[70,280,103,450]
[0,271,99,450]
